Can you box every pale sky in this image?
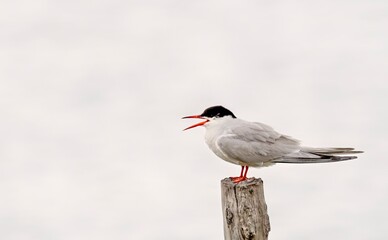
[1,1,387,239]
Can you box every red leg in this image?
[243,166,249,178]
[230,166,249,183]
[230,166,244,181]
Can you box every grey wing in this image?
[216,121,301,166]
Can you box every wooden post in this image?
[221,178,270,240]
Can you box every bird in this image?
[182,105,363,183]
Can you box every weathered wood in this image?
[221,178,270,240]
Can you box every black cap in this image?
[200,106,236,118]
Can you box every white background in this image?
[1,0,387,239]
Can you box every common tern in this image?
[183,105,362,183]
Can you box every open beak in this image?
[182,115,209,131]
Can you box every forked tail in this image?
[273,147,363,164]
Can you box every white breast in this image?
[204,117,242,165]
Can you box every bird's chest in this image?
[204,130,220,152]
[204,128,235,161]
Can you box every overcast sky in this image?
[1,1,387,240]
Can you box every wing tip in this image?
[273,155,358,164]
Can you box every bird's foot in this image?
[230,176,247,183]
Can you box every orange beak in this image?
[182,115,209,131]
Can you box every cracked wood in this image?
[221,178,270,240]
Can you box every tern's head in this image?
[182,105,236,130]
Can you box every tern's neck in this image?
[204,116,236,130]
